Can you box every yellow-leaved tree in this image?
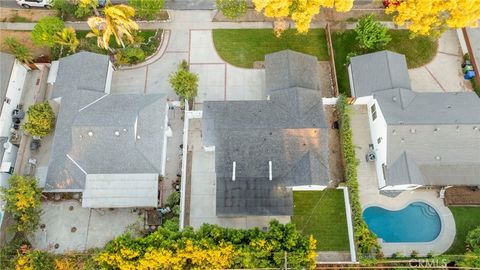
[253,0,353,36]
[386,0,480,37]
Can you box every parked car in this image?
[16,0,52,9]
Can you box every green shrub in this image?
[23,102,56,137]
[355,15,391,51]
[165,191,180,208]
[216,0,248,19]
[31,16,65,48]
[51,0,76,17]
[115,46,146,65]
[337,95,380,258]
[128,0,165,20]
[169,61,199,100]
[466,225,480,252]
[14,249,55,270]
[3,37,33,64]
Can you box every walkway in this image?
[349,105,455,257]
[409,30,472,92]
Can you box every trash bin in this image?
[464,70,476,80]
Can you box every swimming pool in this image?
[363,202,441,243]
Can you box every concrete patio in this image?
[30,200,143,253]
[349,105,455,257]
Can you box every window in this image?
[377,137,382,144]
[370,104,377,121]
[4,98,11,104]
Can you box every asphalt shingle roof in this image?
[203,50,330,216]
[0,52,15,114]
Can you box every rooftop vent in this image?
[433,128,439,133]
[410,128,416,134]
[269,161,272,181]
[435,156,441,161]
[232,161,236,181]
[392,96,397,102]
[114,131,120,137]
[88,131,93,137]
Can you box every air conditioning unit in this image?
[366,150,376,162]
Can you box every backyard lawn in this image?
[332,29,438,95]
[292,190,349,251]
[447,207,480,254]
[213,29,329,68]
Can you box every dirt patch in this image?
[445,186,480,206]
[324,105,344,186]
[0,30,51,59]
[319,61,334,97]
[0,7,57,22]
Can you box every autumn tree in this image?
[253,0,353,36]
[23,102,56,137]
[54,27,80,55]
[0,175,42,234]
[386,0,480,37]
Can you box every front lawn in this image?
[213,29,329,68]
[332,30,438,95]
[446,207,480,254]
[292,189,350,251]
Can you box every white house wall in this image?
[367,98,387,188]
[0,60,27,137]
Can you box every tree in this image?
[75,0,100,18]
[169,60,199,101]
[386,0,480,37]
[0,175,42,234]
[252,0,353,36]
[216,0,247,19]
[22,102,56,137]
[3,37,33,64]
[31,16,65,48]
[51,0,77,18]
[355,15,391,51]
[87,3,139,50]
[128,0,165,20]
[54,27,80,55]
[466,225,480,252]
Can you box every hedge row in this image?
[337,95,381,259]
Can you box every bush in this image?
[216,0,248,19]
[169,61,199,100]
[32,16,65,48]
[51,0,76,18]
[165,191,180,208]
[96,220,317,269]
[410,250,418,258]
[337,96,380,258]
[15,249,55,270]
[355,15,391,51]
[0,175,42,234]
[23,102,56,137]
[129,0,165,20]
[466,225,480,252]
[3,37,33,64]
[114,46,145,65]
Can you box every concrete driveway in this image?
[409,30,472,92]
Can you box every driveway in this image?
[409,30,472,92]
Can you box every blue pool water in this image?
[362,202,441,243]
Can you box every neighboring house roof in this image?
[350,50,411,97]
[265,50,321,92]
[373,87,480,187]
[0,52,15,113]
[202,50,330,216]
[52,52,110,99]
[45,52,167,207]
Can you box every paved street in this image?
[0,0,215,9]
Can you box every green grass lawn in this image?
[292,190,349,251]
[446,207,480,254]
[213,29,329,68]
[332,29,438,95]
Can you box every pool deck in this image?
[350,105,455,257]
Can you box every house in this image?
[0,53,29,187]
[44,52,171,208]
[202,50,330,216]
[348,50,480,190]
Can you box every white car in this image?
[16,0,52,9]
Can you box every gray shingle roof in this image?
[350,50,411,97]
[265,50,321,92]
[52,52,110,98]
[203,50,330,216]
[45,52,167,191]
[0,52,15,114]
[378,90,480,186]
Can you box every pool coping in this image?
[361,191,456,257]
